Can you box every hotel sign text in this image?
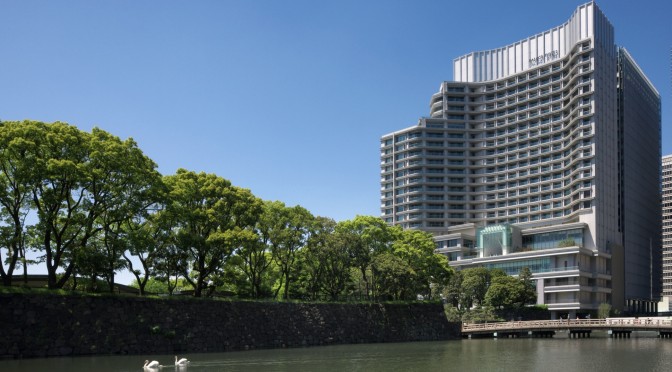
[529,50,560,67]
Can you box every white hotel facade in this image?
[380,2,661,317]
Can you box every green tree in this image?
[389,229,452,301]
[484,275,522,309]
[517,266,537,305]
[315,229,356,301]
[443,271,463,308]
[0,121,39,286]
[232,239,270,298]
[484,268,536,309]
[336,216,398,300]
[461,305,500,323]
[426,253,453,301]
[153,241,189,296]
[71,232,131,294]
[28,122,95,289]
[371,252,413,300]
[295,216,354,301]
[1,121,163,290]
[129,276,190,295]
[162,169,262,297]
[292,217,330,300]
[123,214,173,296]
[443,304,463,322]
[83,128,163,292]
[490,268,507,279]
[231,211,271,298]
[266,202,313,300]
[460,267,492,309]
[598,303,612,319]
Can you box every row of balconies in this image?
[386,168,591,191]
[381,131,595,183]
[485,94,590,129]
[480,62,590,106]
[384,202,582,218]
[484,88,565,117]
[382,173,591,195]
[431,79,566,118]
[481,75,591,115]
[438,87,592,140]
[387,178,583,199]
[482,162,592,182]
[477,90,590,128]
[482,49,591,97]
[386,206,594,227]
[381,153,592,182]
[474,154,591,180]
[482,179,592,201]
[383,156,594,190]
[383,185,591,210]
[384,129,592,165]
[383,186,593,217]
[391,92,593,156]
[476,138,593,170]
[453,114,590,159]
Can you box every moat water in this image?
[3,331,672,371]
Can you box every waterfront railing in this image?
[462,318,672,334]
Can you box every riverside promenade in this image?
[462,318,672,339]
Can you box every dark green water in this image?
[3,332,672,371]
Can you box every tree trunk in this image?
[56,261,75,289]
[0,263,10,286]
[72,272,78,291]
[283,271,290,300]
[107,271,116,293]
[360,268,369,301]
[21,246,28,285]
[194,276,203,297]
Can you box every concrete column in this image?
[537,279,545,306]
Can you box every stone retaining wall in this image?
[0,293,459,358]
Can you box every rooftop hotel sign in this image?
[454,2,594,82]
[529,50,560,67]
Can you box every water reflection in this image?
[3,332,672,372]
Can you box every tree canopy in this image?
[0,120,454,302]
[0,121,163,290]
[444,266,538,321]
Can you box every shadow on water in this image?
[3,334,672,372]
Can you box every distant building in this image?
[380,2,661,317]
[662,155,672,297]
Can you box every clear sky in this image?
[1,0,671,223]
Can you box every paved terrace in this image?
[462,318,672,339]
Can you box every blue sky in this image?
[1,0,671,223]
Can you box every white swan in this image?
[175,355,190,366]
[143,360,160,369]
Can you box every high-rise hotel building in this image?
[380,2,661,317]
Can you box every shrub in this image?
[598,303,612,319]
